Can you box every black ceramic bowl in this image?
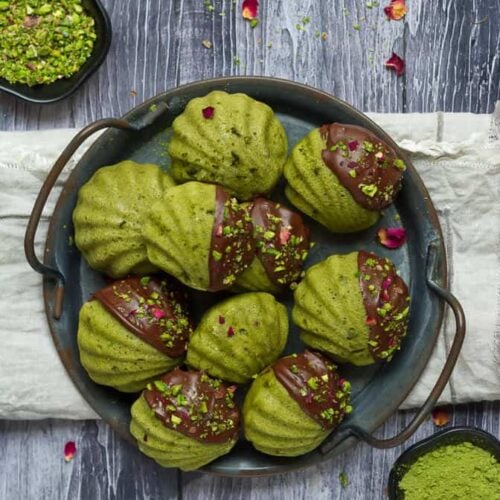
[0,0,111,104]
[388,426,500,499]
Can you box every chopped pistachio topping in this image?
[0,1,97,86]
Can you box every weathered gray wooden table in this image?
[1,1,499,499]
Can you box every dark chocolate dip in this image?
[208,186,255,291]
[320,123,406,210]
[357,250,410,361]
[272,351,351,430]
[93,276,192,358]
[144,368,240,444]
[249,198,311,287]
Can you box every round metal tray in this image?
[25,77,465,476]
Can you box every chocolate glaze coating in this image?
[144,368,240,444]
[357,250,410,361]
[272,351,351,430]
[94,276,192,358]
[320,123,405,210]
[249,198,311,287]
[209,186,255,291]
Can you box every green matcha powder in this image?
[0,1,96,86]
[399,442,500,499]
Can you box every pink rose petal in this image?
[242,0,259,20]
[365,316,377,326]
[377,227,407,249]
[382,276,393,289]
[64,441,76,462]
[279,228,291,245]
[152,308,166,319]
[385,52,405,76]
[432,407,451,427]
[347,140,359,151]
[202,106,215,119]
[384,0,407,21]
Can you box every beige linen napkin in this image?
[0,105,499,419]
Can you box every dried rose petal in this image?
[377,227,407,249]
[365,316,377,326]
[384,0,407,21]
[218,315,225,325]
[432,407,451,427]
[202,106,215,119]
[64,441,76,462]
[242,0,259,20]
[347,140,359,151]
[385,52,405,76]
[227,326,235,337]
[382,276,393,290]
[279,228,291,245]
[151,308,166,319]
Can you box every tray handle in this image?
[24,103,169,320]
[320,240,466,453]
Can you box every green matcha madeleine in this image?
[187,292,288,383]
[243,350,352,457]
[293,251,410,366]
[78,276,192,392]
[143,182,255,291]
[234,199,312,293]
[284,123,406,233]
[73,160,176,278]
[130,368,240,471]
[168,90,288,200]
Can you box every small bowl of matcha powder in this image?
[389,427,500,499]
[0,0,111,102]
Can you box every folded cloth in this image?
[1,106,499,419]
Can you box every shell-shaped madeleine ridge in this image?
[293,253,373,366]
[169,91,288,200]
[234,258,280,293]
[284,129,379,233]
[130,396,237,471]
[143,182,216,291]
[243,369,329,456]
[73,161,175,277]
[187,293,288,383]
[77,300,181,392]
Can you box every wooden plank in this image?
[405,0,500,113]
[182,402,500,500]
[0,419,179,500]
[0,0,406,134]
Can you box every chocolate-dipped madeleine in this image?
[78,276,192,392]
[284,123,406,233]
[187,292,288,383]
[234,199,311,293]
[130,368,240,471]
[293,251,410,366]
[143,182,255,291]
[73,160,176,278]
[243,351,351,457]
